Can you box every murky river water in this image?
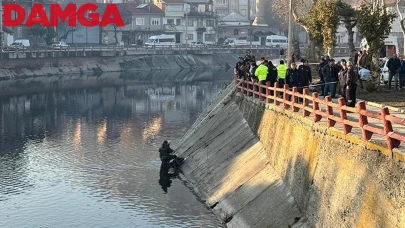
[0,76,229,227]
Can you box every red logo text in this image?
[4,3,124,27]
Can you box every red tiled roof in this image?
[121,3,164,14]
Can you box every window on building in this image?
[167,19,174,25]
[136,18,144,25]
[234,29,239,35]
[197,19,203,27]
[206,19,214,26]
[205,34,214,42]
[217,9,227,16]
[176,19,181,25]
[187,19,194,26]
[151,18,160,25]
[240,9,246,16]
[187,34,194,40]
[217,0,226,4]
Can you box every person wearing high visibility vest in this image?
[277,60,288,88]
[255,60,268,94]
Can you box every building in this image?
[184,0,217,44]
[213,0,256,20]
[120,2,164,45]
[217,11,273,45]
[157,0,186,43]
[2,27,14,46]
[154,0,217,44]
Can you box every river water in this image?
[0,73,230,228]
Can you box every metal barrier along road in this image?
[234,76,405,151]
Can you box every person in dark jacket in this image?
[322,59,339,98]
[266,61,278,87]
[318,56,329,96]
[387,53,401,90]
[235,57,244,78]
[345,61,357,107]
[287,62,300,88]
[338,61,348,99]
[159,140,177,163]
[298,60,312,91]
[399,56,405,89]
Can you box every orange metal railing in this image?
[234,75,405,151]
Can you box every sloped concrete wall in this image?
[0,54,237,79]
[176,87,405,227]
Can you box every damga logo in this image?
[4,3,124,27]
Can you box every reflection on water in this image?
[0,79,229,228]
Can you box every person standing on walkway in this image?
[267,61,278,96]
[277,60,288,89]
[338,61,348,99]
[298,60,312,93]
[322,59,339,98]
[387,53,401,90]
[255,60,268,94]
[286,62,300,89]
[279,48,285,60]
[399,56,405,90]
[318,56,329,96]
[345,61,357,107]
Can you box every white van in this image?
[145,34,176,46]
[265,35,288,48]
[9,39,30,49]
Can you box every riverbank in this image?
[175,83,405,227]
[0,54,238,79]
[0,69,232,97]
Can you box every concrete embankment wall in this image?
[176,86,405,227]
[0,54,238,79]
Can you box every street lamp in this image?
[287,0,293,65]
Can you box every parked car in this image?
[380,59,390,84]
[51,41,69,49]
[9,39,30,49]
[190,41,206,47]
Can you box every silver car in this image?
[51,41,69,49]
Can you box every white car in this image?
[51,41,69,49]
[380,59,390,84]
[190,41,206,47]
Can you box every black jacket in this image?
[387,57,401,72]
[266,65,278,83]
[322,65,339,82]
[298,65,312,86]
[286,68,300,88]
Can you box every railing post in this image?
[266,81,270,104]
[234,74,240,92]
[312,92,321,122]
[274,82,279,106]
[325,96,336,127]
[338,98,352,134]
[381,107,401,150]
[292,87,299,112]
[303,88,310,117]
[283,84,290,109]
[357,101,373,142]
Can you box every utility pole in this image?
[287,0,293,65]
[185,3,188,45]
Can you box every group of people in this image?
[235,51,359,107]
[385,53,405,90]
[235,51,312,96]
[317,56,358,107]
